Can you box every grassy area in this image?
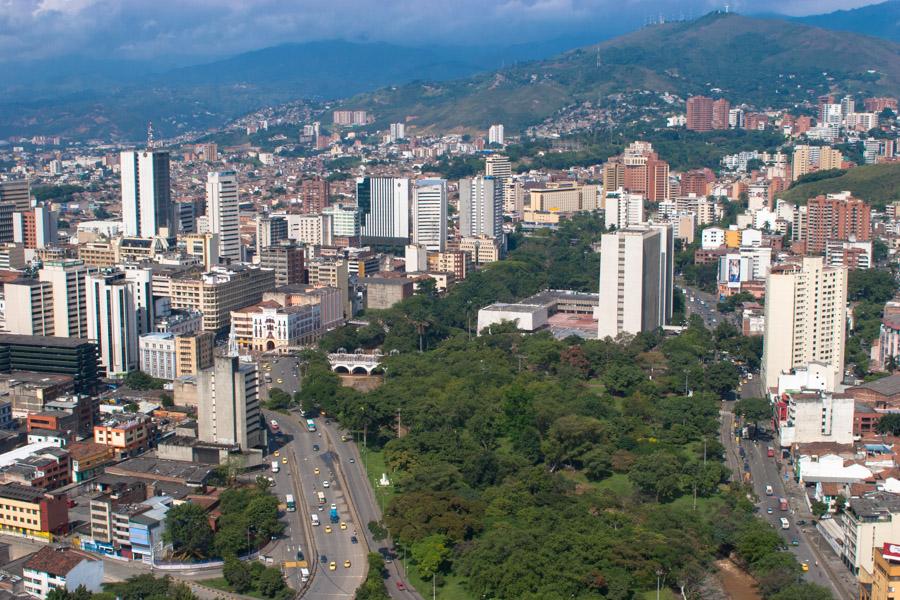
[639,589,680,600]
[359,447,395,511]
[405,568,473,600]
[594,473,635,497]
[198,577,268,600]
[781,163,900,208]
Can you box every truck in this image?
[306,419,317,432]
[317,491,326,505]
[330,506,339,524]
[271,461,280,473]
[779,497,789,511]
[300,568,310,583]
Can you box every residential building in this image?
[412,179,447,251]
[826,239,873,270]
[197,355,264,450]
[792,145,844,181]
[762,257,848,389]
[3,279,54,336]
[686,96,714,131]
[120,150,171,238]
[93,414,152,459]
[67,441,114,483]
[0,446,70,489]
[357,177,410,244]
[459,177,502,240]
[596,224,673,339]
[258,242,305,286]
[38,260,94,339]
[862,543,900,600]
[23,546,102,599]
[488,124,505,146]
[85,271,138,377]
[604,188,644,229]
[800,192,871,253]
[602,142,669,202]
[298,177,330,214]
[206,171,240,261]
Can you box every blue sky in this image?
[0,0,885,62]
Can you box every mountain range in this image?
[791,0,900,42]
[344,11,900,134]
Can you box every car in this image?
[340,522,347,530]
[330,503,337,511]
[349,458,355,463]
[320,555,327,564]
[323,480,330,488]
[396,581,407,591]
[296,550,304,560]
[274,450,280,457]
[344,560,351,568]
[325,525,332,533]
[329,561,336,571]
[767,507,773,514]
[801,562,809,572]
[351,536,358,544]
[313,444,319,451]
[282,457,287,464]
[314,467,320,475]
[341,435,348,442]
[791,538,800,546]
[277,378,284,384]
[797,519,808,526]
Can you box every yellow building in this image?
[529,183,599,213]
[459,236,503,264]
[167,265,276,333]
[862,544,900,600]
[175,331,214,376]
[792,145,844,181]
[724,228,741,248]
[77,240,117,268]
[0,483,68,540]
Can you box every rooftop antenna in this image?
[147,121,155,150]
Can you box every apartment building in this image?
[93,415,153,459]
[166,266,276,333]
[0,483,68,540]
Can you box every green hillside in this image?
[346,12,900,133]
[780,163,900,208]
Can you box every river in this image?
[715,559,763,600]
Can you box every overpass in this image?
[327,349,385,375]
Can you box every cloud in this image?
[0,0,883,62]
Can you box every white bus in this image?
[780,518,790,530]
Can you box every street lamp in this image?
[656,569,664,600]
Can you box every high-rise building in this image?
[86,271,138,377]
[800,192,871,254]
[356,177,410,243]
[206,171,240,261]
[459,176,502,240]
[286,214,333,246]
[686,96,714,131]
[412,179,447,252]
[389,122,406,142]
[488,124,505,146]
[602,142,669,202]
[0,180,30,213]
[0,203,14,243]
[485,154,512,178]
[197,355,265,450]
[259,242,305,286]
[12,205,57,249]
[123,266,155,336]
[3,279,54,336]
[596,225,673,339]
[604,188,645,229]
[761,256,848,389]
[166,266,275,333]
[840,95,856,117]
[323,206,360,240]
[712,99,731,130]
[38,260,94,339]
[256,214,288,254]
[120,150,171,238]
[299,177,330,214]
[791,145,844,181]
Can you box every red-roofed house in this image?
[23,546,102,599]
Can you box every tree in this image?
[368,520,388,541]
[703,361,740,397]
[256,567,287,598]
[266,388,292,410]
[160,392,174,407]
[123,370,164,390]
[223,556,253,593]
[734,397,771,437]
[877,413,900,435]
[164,503,214,559]
[411,534,451,579]
[810,499,829,518]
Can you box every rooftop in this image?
[24,547,96,578]
[0,334,94,349]
[849,375,900,398]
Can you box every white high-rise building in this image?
[120,150,171,238]
[323,206,360,239]
[459,176,502,240]
[197,355,265,450]
[206,171,240,261]
[123,265,155,335]
[356,177,410,242]
[488,124,505,146]
[38,259,95,338]
[86,271,138,377]
[485,155,512,178]
[604,188,645,230]
[596,225,673,339]
[3,279,54,336]
[762,256,848,390]
[389,122,406,142]
[412,179,447,252]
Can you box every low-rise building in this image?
[0,447,69,490]
[22,546,102,599]
[93,415,153,459]
[231,300,322,352]
[0,483,68,540]
[67,441,115,483]
[138,333,176,380]
[364,278,414,310]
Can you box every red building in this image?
[298,177,330,214]
[686,96,714,132]
[712,99,731,130]
[864,97,898,113]
[680,169,713,197]
[803,193,871,253]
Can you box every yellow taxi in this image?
[274,450,280,457]
[801,562,809,572]
[282,457,287,464]
[340,435,348,442]
[339,522,347,530]
[324,525,332,534]
[277,378,284,384]
[314,467,320,475]
[329,561,336,571]
[343,560,351,568]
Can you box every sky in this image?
[0,0,885,63]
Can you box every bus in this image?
[285,494,296,512]
[779,518,790,530]
[306,419,316,432]
[317,491,326,505]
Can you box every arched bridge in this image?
[327,350,384,375]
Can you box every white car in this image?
[323,480,330,488]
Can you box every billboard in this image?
[727,258,741,284]
[884,543,900,562]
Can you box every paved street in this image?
[260,355,304,400]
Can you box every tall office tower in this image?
[596,225,673,339]
[3,279,54,335]
[356,177,410,243]
[86,271,138,377]
[0,180,31,212]
[0,202,13,243]
[686,96,714,131]
[412,179,448,252]
[712,99,731,130]
[488,124,505,146]
[797,192,871,254]
[172,200,202,234]
[123,266,155,335]
[38,259,95,339]
[459,176,503,240]
[197,355,265,450]
[762,256,848,389]
[206,171,240,261]
[120,150,171,238]
[299,177,330,214]
[256,214,288,254]
[604,188,645,229]
[819,103,843,125]
[485,154,512,178]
